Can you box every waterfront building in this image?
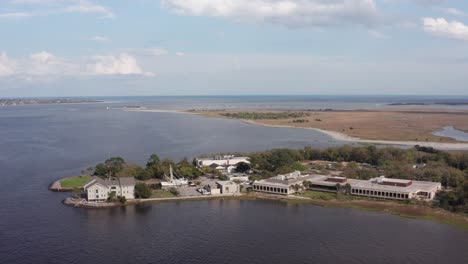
[307,175,441,201]
[252,171,314,195]
[216,181,240,194]
[83,177,135,202]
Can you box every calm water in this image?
[433,126,468,142]
[1,97,467,264]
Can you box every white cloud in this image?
[90,35,111,42]
[0,51,154,78]
[65,0,114,18]
[161,0,380,27]
[175,51,185,57]
[422,17,468,41]
[0,12,32,19]
[28,51,72,75]
[0,52,16,76]
[88,53,154,76]
[443,8,468,17]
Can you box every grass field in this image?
[300,190,337,200]
[151,190,177,198]
[60,175,91,188]
[191,109,468,142]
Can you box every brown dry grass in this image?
[192,109,468,142]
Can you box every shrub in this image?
[169,187,179,196]
[134,183,152,199]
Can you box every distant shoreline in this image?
[0,99,104,106]
[240,120,468,151]
[124,108,468,150]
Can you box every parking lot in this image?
[177,177,217,197]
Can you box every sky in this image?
[0,0,468,97]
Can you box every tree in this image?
[134,183,152,198]
[119,196,127,204]
[105,157,126,176]
[335,183,341,193]
[116,164,145,178]
[344,183,352,195]
[72,187,82,198]
[146,154,161,168]
[94,163,107,176]
[236,162,251,173]
[107,191,117,202]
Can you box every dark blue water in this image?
[1,98,467,264]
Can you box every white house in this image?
[196,155,250,168]
[83,177,136,202]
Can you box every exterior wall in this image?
[87,184,109,201]
[197,157,249,167]
[252,183,292,195]
[218,183,240,194]
[86,183,135,201]
[211,188,221,195]
[350,188,409,200]
[350,186,439,201]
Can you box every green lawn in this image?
[151,190,177,198]
[60,175,91,188]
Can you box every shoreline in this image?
[62,193,468,230]
[124,108,468,150]
[240,120,468,150]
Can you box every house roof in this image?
[84,176,135,189]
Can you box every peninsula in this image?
[52,146,468,229]
[182,109,468,149]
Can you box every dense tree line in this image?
[93,154,202,181]
[222,112,310,120]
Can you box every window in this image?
[95,189,99,193]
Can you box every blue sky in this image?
[1,0,468,96]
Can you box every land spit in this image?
[124,108,468,150]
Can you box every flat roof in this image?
[307,175,440,193]
[216,180,237,186]
[254,174,316,187]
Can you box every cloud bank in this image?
[423,17,468,41]
[161,0,380,27]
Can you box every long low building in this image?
[252,171,313,195]
[253,172,441,201]
[196,155,249,168]
[307,175,441,200]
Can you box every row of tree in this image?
[93,154,203,181]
